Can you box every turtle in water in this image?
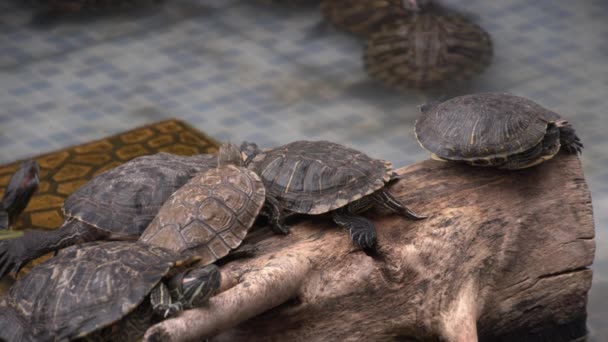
[0,152,217,279]
[0,160,40,232]
[241,140,425,250]
[414,92,583,169]
[363,3,493,89]
[320,0,430,37]
[30,0,164,25]
[0,143,265,341]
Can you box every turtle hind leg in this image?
[0,219,104,279]
[332,209,377,250]
[557,123,584,154]
[371,189,426,220]
[264,195,291,235]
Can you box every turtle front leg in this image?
[0,219,106,279]
[264,195,291,235]
[164,264,221,311]
[371,189,426,220]
[556,121,584,154]
[151,283,182,318]
[332,208,377,250]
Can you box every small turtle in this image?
[320,0,429,37]
[414,92,583,169]
[0,152,217,279]
[0,160,40,232]
[241,140,425,250]
[363,6,493,89]
[0,143,265,341]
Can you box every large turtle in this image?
[0,160,40,234]
[0,143,266,341]
[414,92,583,169]
[0,152,218,279]
[320,0,429,37]
[241,140,425,250]
[363,4,493,89]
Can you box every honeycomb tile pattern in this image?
[0,0,606,337]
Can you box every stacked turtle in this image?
[0,152,218,279]
[0,143,266,341]
[319,0,493,89]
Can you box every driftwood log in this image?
[145,154,595,342]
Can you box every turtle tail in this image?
[0,305,35,342]
[0,160,39,231]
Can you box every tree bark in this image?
[144,153,595,342]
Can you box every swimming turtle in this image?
[414,92,583,169]
[241,140,425,250]
[320,0,429,37]
[0,143,265,341]
[0,152,217,279]
[363,6,493,89]
[0,160,40,233]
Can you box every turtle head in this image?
[402,0,432,12]
[240,141,261,165]
[180,264,221,308]
[218,143,244,167]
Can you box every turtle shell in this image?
[43,0,159,13]
[320,0,412,37]
[414,93,561,161]
[247,140,392,215]
[140,164,265,264]
[64,152,217,238]
[0,241,194,341]
[0,119,219,273]
[363,13,493,89]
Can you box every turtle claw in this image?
[349,226,377,251]
[162,303,183,318]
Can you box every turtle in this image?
[0,241,218,342]
[0,143,266,341]
[30,0,164,26]
[414,92,584,169]
[241,140,425,250]
[363,5,493,89]
[319,0,430,37]
[0,152,218,279]
[0,160,40,233]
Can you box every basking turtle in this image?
[241,140,425,250]
[0,152,217,279]
[0,143,265,341]
[414,92,583,169]
[0,160,40,233]
[363,6,493,89]
[0,241,219,342]
[320,0,429,37]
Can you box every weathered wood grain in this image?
[145,153,594,342]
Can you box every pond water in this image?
[0,0,606,339]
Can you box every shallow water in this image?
[0,0,606,339]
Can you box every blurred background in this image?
[0,0,606,339]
